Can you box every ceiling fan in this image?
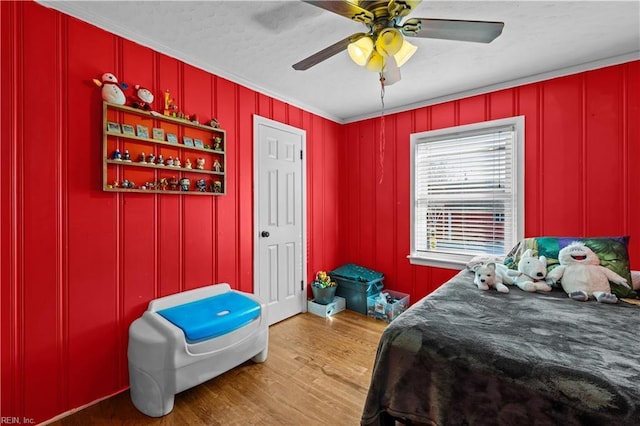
[292,0,504,84]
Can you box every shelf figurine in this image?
[156,154,164,166]
[174,157,181,168]
[196,158,205,170]
[123,150,131,162]
[212,180,222,193]
[158,178,168,191]
[184,158,192,169]
[168,176,179,191]
[179,178,191,191]
[165,156,174,167]
[195,179,207,192]
[112,149,122,161]
[93,72,127,105]
[163,89,177,116]
[147,153,155,164]
[209,118,220,128]
[138,152,146,163]
[213,137,222,151]
[213,159,222,172]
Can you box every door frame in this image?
[253,114,308,314]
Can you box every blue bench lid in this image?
[157,292,261,343]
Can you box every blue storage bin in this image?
[330,264,384,315]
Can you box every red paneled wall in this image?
[2,2,638,424]
[338,60,640,302]
[0,2,341,423]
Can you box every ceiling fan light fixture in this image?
[375,28,403,57]
[347,36,374,66]
[393,38,418,67]
[365,50,385,72]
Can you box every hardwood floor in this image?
[49,310,388,426]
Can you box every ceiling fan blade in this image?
[401,18,504,43]
[302,1,374,24]
[292,33,367,70]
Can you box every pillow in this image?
[632,270,640,290]
[504,236,635,299]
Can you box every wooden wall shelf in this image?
[102,102,226,195]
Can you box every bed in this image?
[361,269,640,426]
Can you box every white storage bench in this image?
[128,283,268,417]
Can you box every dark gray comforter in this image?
[361,270,640,426]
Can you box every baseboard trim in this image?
[40,387,129,425]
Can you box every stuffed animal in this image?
[507,249,553,292]
[472,263,510,293]
[129,84,154,110]
[546,241,629,303]
[92,72,127,105]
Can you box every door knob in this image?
[261,231,270,238]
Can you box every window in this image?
[409,116,524,269]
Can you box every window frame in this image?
[408,116,525,270]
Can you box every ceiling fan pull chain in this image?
[379,73,386,185]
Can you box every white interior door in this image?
[254,115,306,325]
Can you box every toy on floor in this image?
[546,241,629,303]
[508,249,553,292]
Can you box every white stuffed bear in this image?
[472,262,510,293]
[546,241,629,303]
[507,249,553,292]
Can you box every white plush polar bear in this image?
[472,262,510,293]
[506,249,553,292]
[546,241,629,303]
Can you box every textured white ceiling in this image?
[39,1,640,123]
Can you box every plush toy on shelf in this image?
[93,72,127,105]
[546,241,629,303]
[130,84,154,110]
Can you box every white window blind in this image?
[410,117,524,269]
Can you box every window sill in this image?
[408,252,469,270]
